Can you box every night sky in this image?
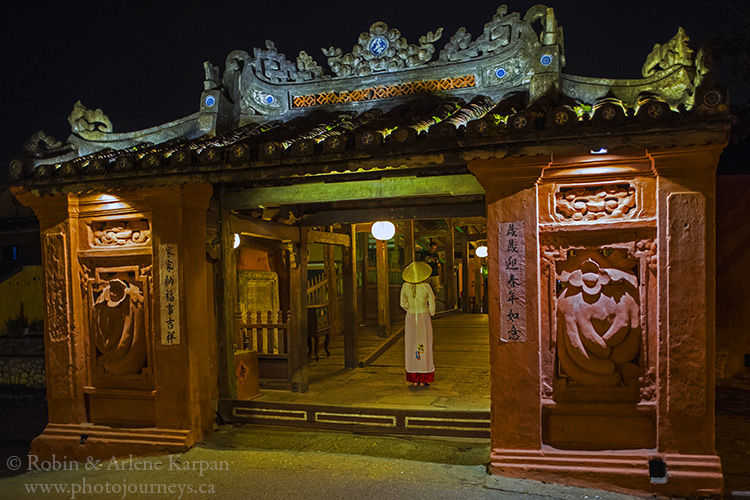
[1,1,749,178]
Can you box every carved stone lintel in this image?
[555,184,636,221]
[641,27,694,78]
[88,219,151,248]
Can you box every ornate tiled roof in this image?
[8,5,731,192]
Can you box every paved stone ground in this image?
[0,313,748,498]
[0,426,644,500]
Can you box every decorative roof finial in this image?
[641,27,694,77]
[68,101,113,139]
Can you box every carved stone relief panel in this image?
[555,183,636,221]
[87,219,151,248]
[44,233,70,342]
[81,262,153,388]
[556,250,641,387]
[539,239,657,403]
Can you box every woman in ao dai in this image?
[400,262,436,386]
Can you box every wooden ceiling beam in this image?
[229,214,300,242]
[308,230,351,247]
[299,203,485,227]
[223,174,484,210]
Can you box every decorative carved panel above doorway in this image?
[87,219,151,248]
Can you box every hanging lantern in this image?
[476,245,488,258]
[371,221,395,241]
[233,234,241,249]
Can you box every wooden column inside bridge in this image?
[376,238,390,338]
[461,227,470,313]
[289,228,309,392]
[445,219,456,310]
[341,224,358,369]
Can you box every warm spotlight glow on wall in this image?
[96,194,120,202]
[371,221,395,241]
[233,234,241,249]
[476,245,488,258]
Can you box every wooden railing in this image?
[306,266,343,305]
[365,266,404,285]
[236,311,290,355]
[306,273,328,305]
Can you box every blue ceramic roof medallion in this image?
[495,67,506,79]
[368,36,389,57]
[204,95,216,107]
[540,54,553,66]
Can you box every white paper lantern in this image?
[371,221,396,241]
[233,234,241,249]
[476,245,488,258]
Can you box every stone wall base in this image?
[490,447,723,497]
[29,424,194,462]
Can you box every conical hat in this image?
[402,262,432,284]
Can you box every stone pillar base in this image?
[29,424,194,462]
[490,448,723,497]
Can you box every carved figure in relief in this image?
[93,279,147,376]
[557,256,641,386]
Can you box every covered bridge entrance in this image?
[8,4,732,496]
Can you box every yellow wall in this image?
[0,265,43,333]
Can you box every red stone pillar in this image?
[652,146,723,490]
[469,145,724,497]
[14,184,217,461]
[469,156,547,452]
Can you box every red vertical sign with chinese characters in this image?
[159,243,181,345]
[499,222,526,342]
